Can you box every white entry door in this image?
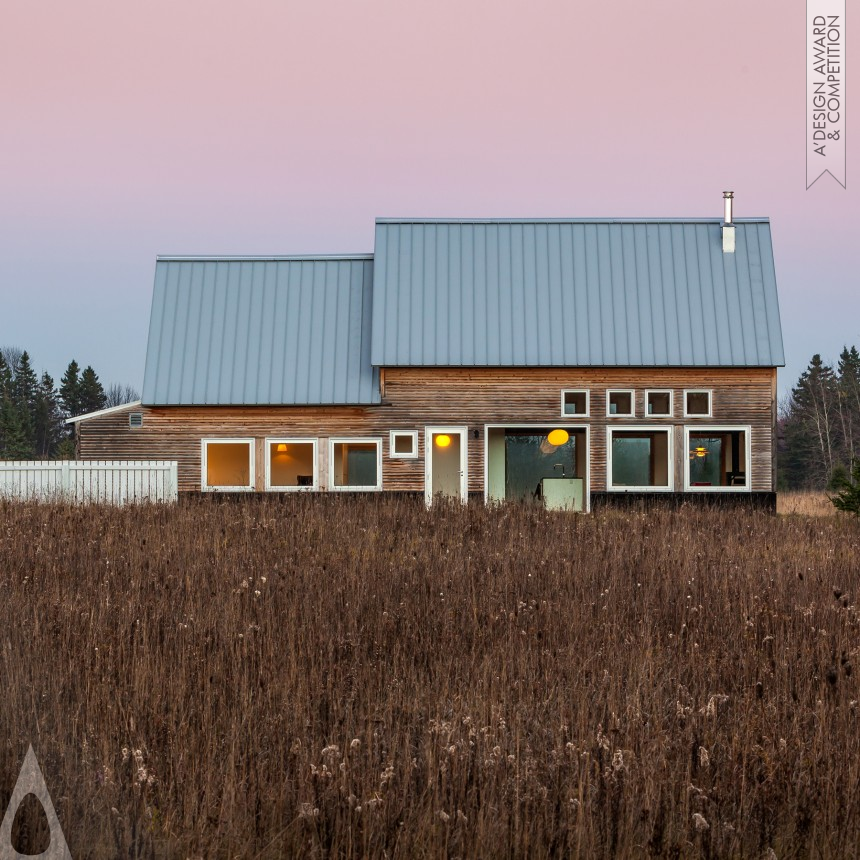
[425,427,468,506]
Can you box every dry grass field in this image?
[777,491,837,518]
[1,496,859,858]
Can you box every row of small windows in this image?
[202,431,423,492]
[562,389,712,419]
[201,437,386,493]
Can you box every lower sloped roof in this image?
[141,256,379,406]
[371,219,785,367]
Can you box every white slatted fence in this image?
[0,461,178,504]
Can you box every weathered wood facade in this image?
[76,367,777,498]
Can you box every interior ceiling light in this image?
[435,434,452,448]
[276,443,288,452]
[690,446,708,459]
[547,428,570,446]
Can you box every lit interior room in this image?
[486,427,587,510]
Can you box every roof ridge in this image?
[375,217,770,224]
[156,254,374,262]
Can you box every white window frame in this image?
[560,389,590,418]
[684,425,752,493]
[329,437,383,492]
[683,389,713,418]
[201,438,255,492]
[644,389,673,418]
[606,389,636,418]
[482,423,590,512]
[264,437,318,492]
[389,430,419,459]
[424,426,469,506]
[606,426,674,492]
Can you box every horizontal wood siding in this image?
[77,368,777,494]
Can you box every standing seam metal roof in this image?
[141,217,784,407]
[141,257,379,406]
[370,219,784,367]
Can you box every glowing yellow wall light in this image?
[547,428,570,446]
[276,443,288,453]
[434,434,452,448]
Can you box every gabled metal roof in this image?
[371,219,784,367]
[141,256,379,406]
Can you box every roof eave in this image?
[66,400,142,424]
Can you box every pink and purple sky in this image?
[1,0,856,396]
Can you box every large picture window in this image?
[202,439,255,491]
[330,439,382,491]
[685,427,750,491]
[484,425,589,512]
[266,438,317,491]
[607,428,672,490]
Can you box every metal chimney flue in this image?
[722,191,735,253]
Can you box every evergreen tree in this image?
[10,351,38,456]
[0,352,32,459]
[780,355,840,489]
[78,365,107,415]
[837,346,860,466]
[780,347,860,489]
[11,351,37,406]
[0,352,131,460]
[33,372,63,458]
[0,353,11,456]
[59,360,81,419]
[0,352,12,392]
[0,400,33,459]
[831,458,860,515]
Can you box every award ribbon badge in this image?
[807,1,846,188]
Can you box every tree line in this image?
[779,346,860,490]
[0,346,138,460]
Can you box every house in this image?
[70,194,785,510]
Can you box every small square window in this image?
[390,430,418,459]
[645,390,672,417]
[684,390,712,417]
[606,390,635,417]
[561,390,589,417]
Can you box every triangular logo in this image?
[0,746,72,859]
